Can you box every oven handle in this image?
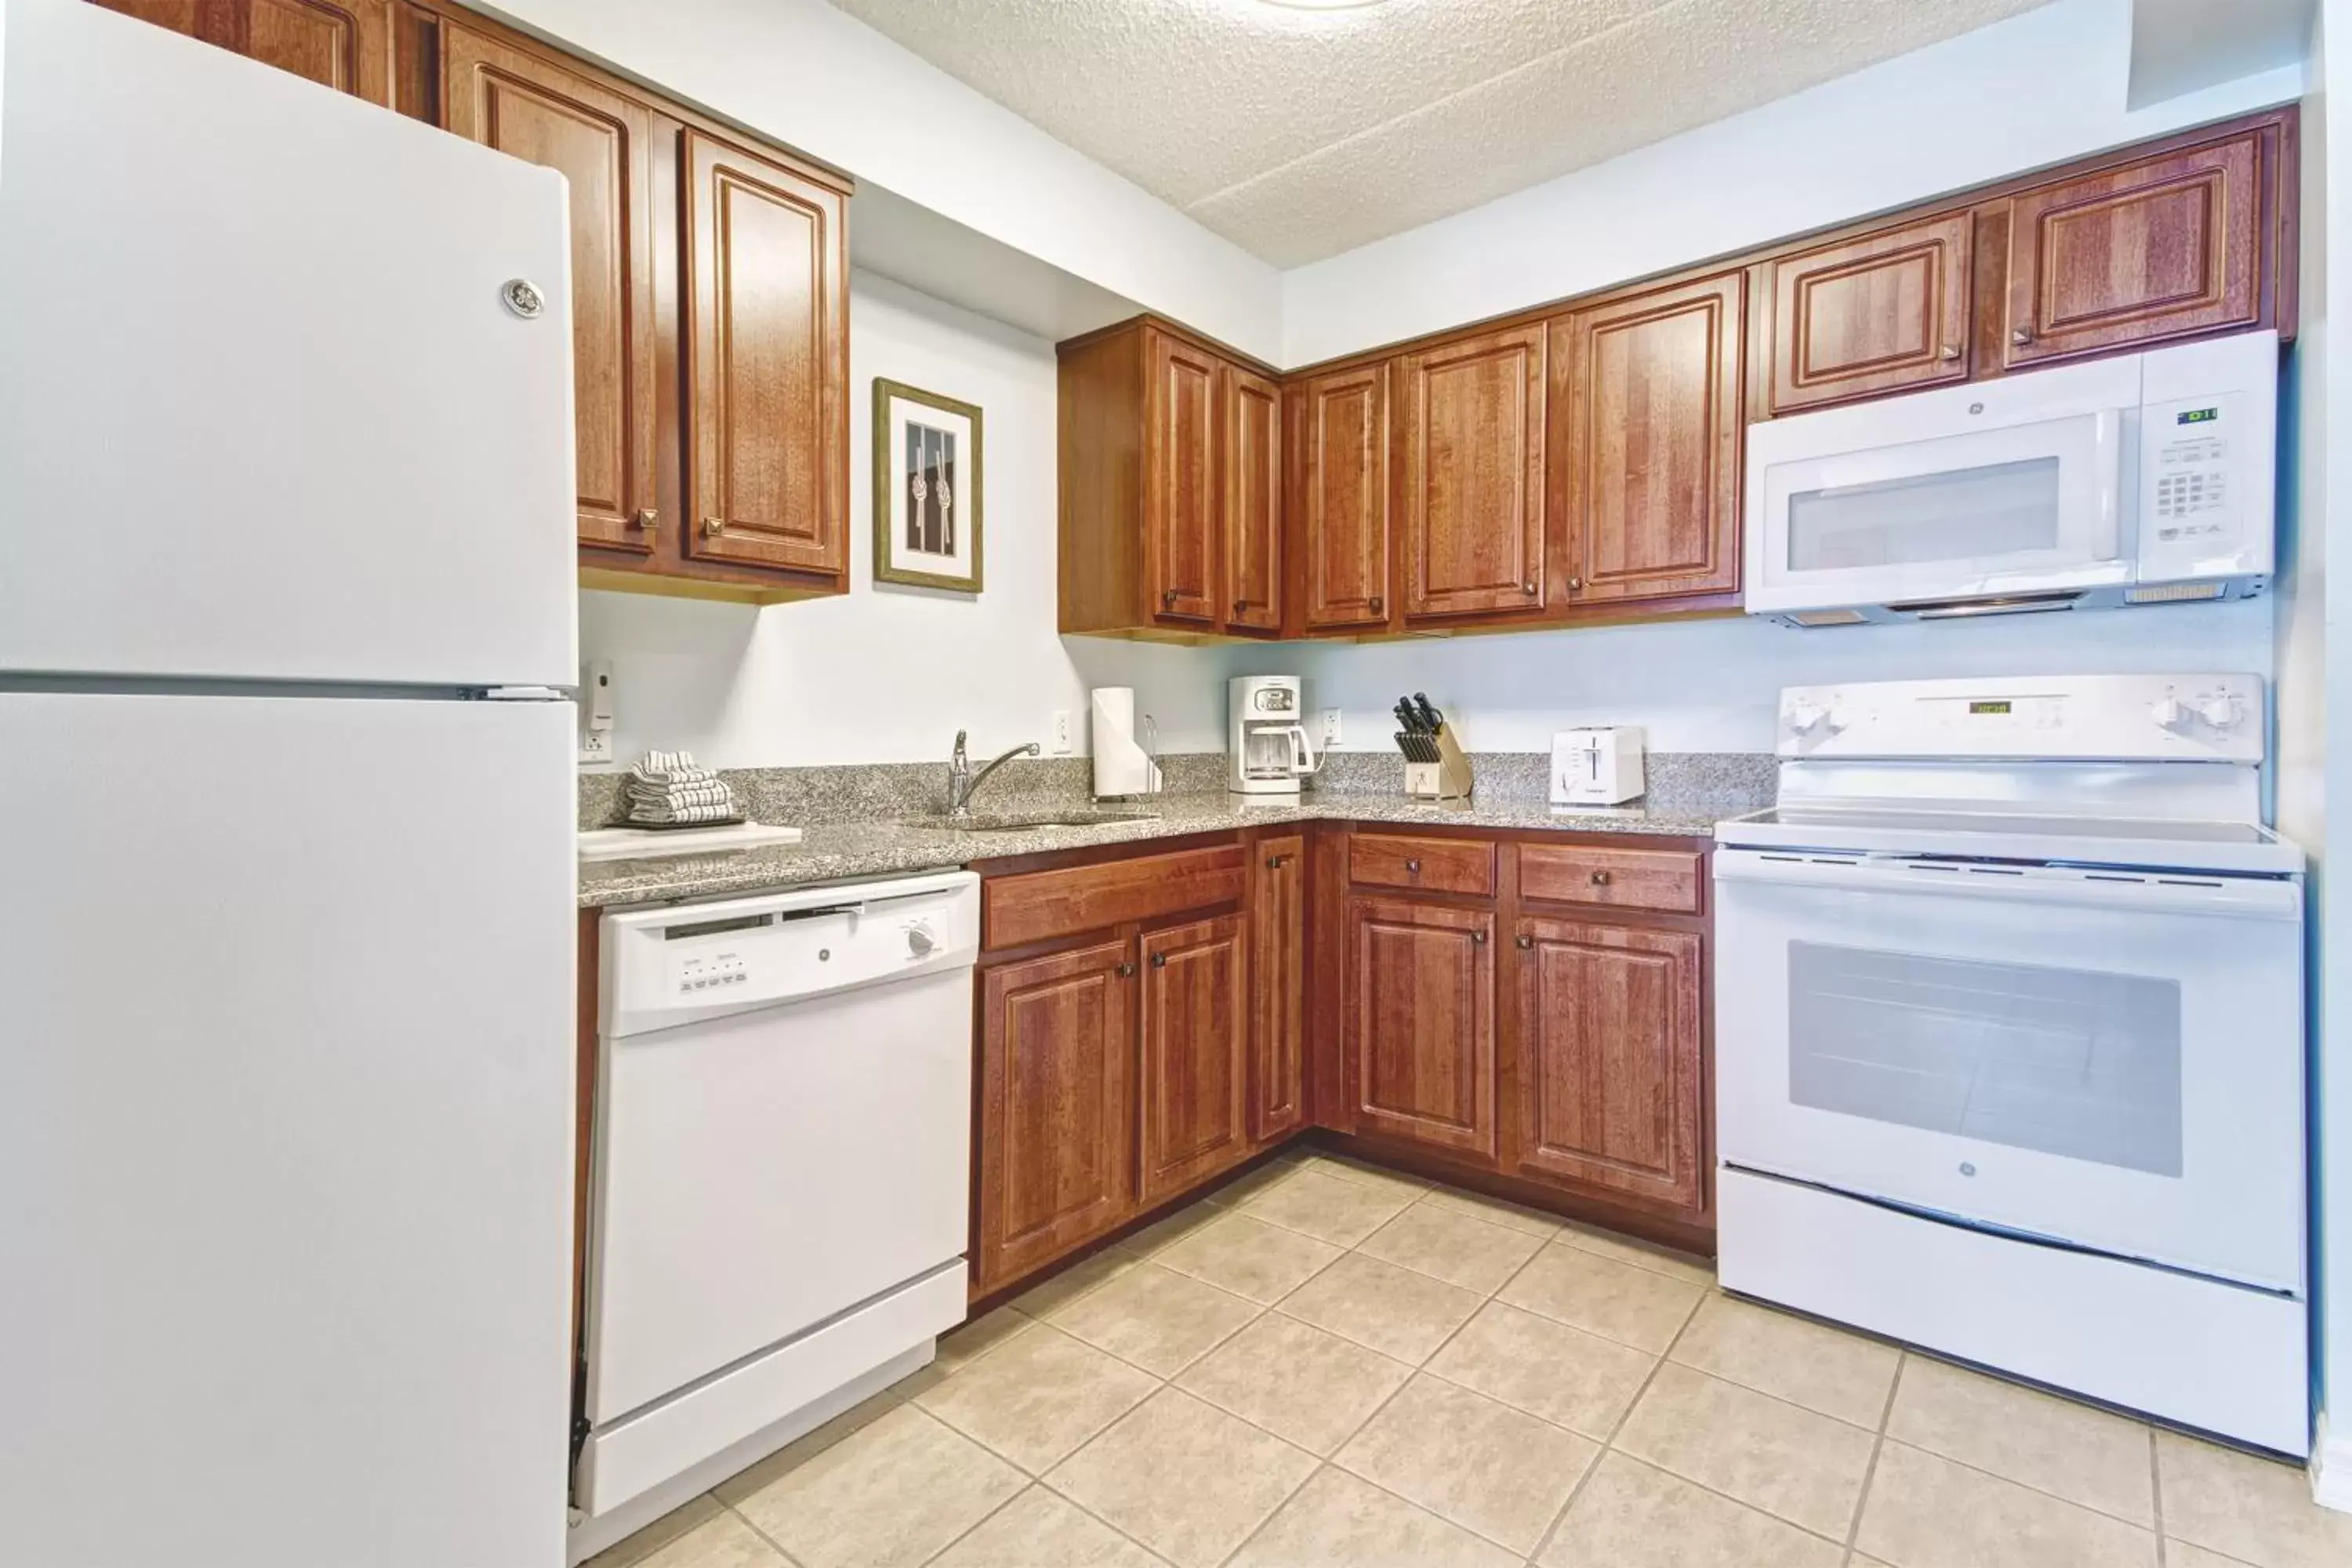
[1712,848,2303,920]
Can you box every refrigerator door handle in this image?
[482,686,573,701]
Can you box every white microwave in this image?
[1744,332,2278,626]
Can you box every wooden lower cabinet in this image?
[1137,915,1249,1203]
[1344,896,1498,1160]
[1250,837,1307,1142]
[973,940,1135,1294]
[1513,918,1706,1214]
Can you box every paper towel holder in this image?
[1091,687,1162,800]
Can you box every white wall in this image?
[580,272,1238,770]
[475,0,1282,362]
[1282,0,2306,366]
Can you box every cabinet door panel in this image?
[1138,916,1249,1202]
[976,942,1135,1291]
[1397,325,1546,619]
[1515,919,1704,1213]
[1555,272,1744,604]
[2006,136,2262,365]
[443,25,659,554]
[1250,837,1307,1143]
[1146,332,1221,626]
[683,130,848,577]
[1346,896,1496,1159]
[92,0,394,103]
[1294,365,1392,630]
[1224,365,1284,633]
[1768,214,1973,412]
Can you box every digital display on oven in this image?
[1968,701,2013,715]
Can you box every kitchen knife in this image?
[1394,699,1422,735]
[1413,694,1444,735]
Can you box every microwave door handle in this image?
[2090,408,2125,562]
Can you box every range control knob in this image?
[2150,696,2187,729]
[2198,695,2243,729]
[906,920,938,957]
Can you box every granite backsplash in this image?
[579,750,1776,831]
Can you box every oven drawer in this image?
[1519,844,1701,913]
[1348,833,1496,897]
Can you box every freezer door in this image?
[0,0,575,688]
[0,692,575,1567]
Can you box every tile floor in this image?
[586,1152,2351,1568]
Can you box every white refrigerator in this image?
[0,3,579,1564]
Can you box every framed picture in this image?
[873,379,983,593]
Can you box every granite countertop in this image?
[577,790,1733,909]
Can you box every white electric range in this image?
[1713,673,2309,1456]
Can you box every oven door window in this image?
[1788,942,2182,1178]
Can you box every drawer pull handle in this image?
[1515,934,1534,949]
[1590,869,1612,887]
[1405,859,1421,873]
[1116,962,1136,978]
[1150,952,1168,969]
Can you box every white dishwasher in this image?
[575,870,979,1538]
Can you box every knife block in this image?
[1404,724,1474,801]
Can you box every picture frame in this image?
[872,378,984,593]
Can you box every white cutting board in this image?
[577,822,805,862]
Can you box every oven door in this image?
[1714,849,2304,1291]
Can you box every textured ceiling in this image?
[822,0,2052,266]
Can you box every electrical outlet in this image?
[578,728,612,765]
[1051,710,1073,754]
[1320,708,1344,747]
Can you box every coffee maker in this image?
[1229,675,1319,796]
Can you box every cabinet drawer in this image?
[1519,844,1701,913]
[1348,834,1496,897]
[984,844,1246,950]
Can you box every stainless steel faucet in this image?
[948,729,1041,818]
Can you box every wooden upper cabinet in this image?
[2005,132,2263,367]
[441,24,659,554]
[975,941,1136,1293]
[91,0,394,103]
[1145,331,1222,627]
[1396,325,1547,619]
[682,129,849,579]
[1291,364,1392,630]
[1250,837,1307,1144]
[1513,919,1704,1214]
[1345,895,1497,1160]
[1766,213,1973,413]
[1223,365,1285,633]
[1137,915,1250,1203]
[1553,271,1744,604]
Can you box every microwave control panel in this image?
[2135,330,2276,582]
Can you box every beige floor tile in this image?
[1884,1356,2153,1526]
[1013,1249,1138,1317]
[1153,1211,1345,1303]
[913,1322,1158,1473]
[2166,1547,2262,1568]
[1047,1388,1318,1568]
[2158,1432,2352,1568]
[1046,1260,1260,1377]
[1239,1167,1416,1245]
[1335,1372,1599,1553]
[1203,1153,1310,1207]
[1174,1311,1414,1456]
[934,1305,1032,1374]
[630,1511,789,1568]
[1356,1200,1548,1294]
[1415,1184,1565,1238]
[926,1485,1169,1568]
[1856,1439,2155,1568]
[1613,1363,1875,1538]
[731,1404,1026,1568]
[583,1494,729,1568]
[1229,1465,1522,1568]
[1553,1220,1715,1287]
[1293,1153,1432,1198]
[1277,1250,1486,1363]
[1116,1200,1227,1258]
[1497,1239,1705,1353]
[1537,1450,1846,1568]
[1425,1299,1656,1439]
[713,1386,913,1507]
[1669,1296,1898,1429]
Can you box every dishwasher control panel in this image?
[600,870,982,1037]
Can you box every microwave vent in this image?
[1896,591,2085,620]
[2124,582,2226,605]
[1784,608,1869,627]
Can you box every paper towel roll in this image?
[1091,688,1160,798]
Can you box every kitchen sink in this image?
[904,807,1162,833]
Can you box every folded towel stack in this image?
[626,750,739,826]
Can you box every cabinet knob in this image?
[1162,589,1179,608]
[1150,951,1168,969]
[1368,596,1385,615]
[1590,869,1613,886]
[1522,581,1537,595]
[1405,858,1421,874]
[1471,930,1488,946]
[632,507,660,534]
[1516,934,1534,949]
[1116,961,1136,978]
[1939,343,1962,361]
[2010,327,2033,347]
[1567,575,1585,591]
[1233,597,1250,615]
[1265,853,1290,869]
[702,517,727,537]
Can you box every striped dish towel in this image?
[626,750,739,824]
